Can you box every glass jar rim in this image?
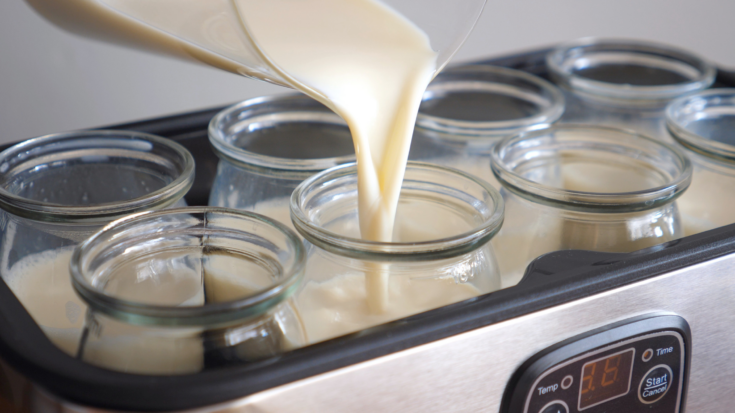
[666,88,735,165]
[416,65,565,139]
[0,130,195,223]
[491,124,693,213]
[546,37,716,106]
[290,161,505,261]
[208,94,356,172]
[70,207,306,327]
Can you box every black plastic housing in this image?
[501,314,691,413]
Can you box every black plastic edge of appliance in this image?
[0,48,732,412]
[500,313,692,413]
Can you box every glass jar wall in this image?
[208,94,355,228]
[411,65,565,188]
[290,162,504,344]
[0,130,194,355]
[547,38,715,142]
[70,208,306,375]
[491,125,692,285]
[666,89,735,235]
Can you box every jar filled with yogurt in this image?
[0,130,194,355]
[290,162,504,344]
[71,208,306,375]
[491,125,692,285]
[208,94,355,229]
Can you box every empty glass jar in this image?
[290,162,504,344]
[491,125,692,285]
[666,89,735,235]
[208,94,355,228]
[547,38,716,141]
[0,130,194,356]
[70,207,306,375]
[411,65,565,187]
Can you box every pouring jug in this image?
[25,0,488,87]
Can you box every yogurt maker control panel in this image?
[503,315,689,413]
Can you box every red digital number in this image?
[601,355,621,387]
[581,362,596,394]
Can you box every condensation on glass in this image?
[666,89,735,235]
[290,162,504,344]
[547,38,715,142]
[491,125,692,285]
[70,207,306,375]
[0,130,194,356]
[208,94,355,229]
[411,64,565,188]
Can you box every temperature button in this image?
[539,400,568,413]
[639,365,673,404]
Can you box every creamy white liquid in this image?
[3,248,85,355]
[81,323,206,375]
[80,252,303,374]
[676,164,735,236]
[298,274,480,344]
[233,0,437,312]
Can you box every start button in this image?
[639,365,673,404]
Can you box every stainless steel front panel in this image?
[41,252,735,413]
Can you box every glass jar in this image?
[410,64,565,188]
[290,162,504,344]
[547,38,716,142]
[0,130,194,356]
[491,125,692,285]
[208,94,355,228]
[666,89,735,235]
[70,207,306,375]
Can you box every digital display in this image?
[578,348,635,410]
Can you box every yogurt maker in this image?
[1,47,734,413]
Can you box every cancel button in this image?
[639,365,674,404]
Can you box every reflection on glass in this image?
[491,125,691,286]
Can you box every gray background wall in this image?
[1,0,733,143]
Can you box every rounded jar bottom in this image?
[81,300,302,375]
[494,192,682,285]
[77,243,305,375]
[296,245,496,344]
[293,180,501,344]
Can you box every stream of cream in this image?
[98,0,438,312]
[232,0,437,312]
